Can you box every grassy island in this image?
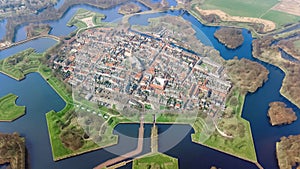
[132,153,178,169]
[0,94,25,122]
[0,132,25,169]
[277,135,300,169]
[214,27,244,49]
[67,9,107,30]
[267,102,297,126]
[0,48,47,80]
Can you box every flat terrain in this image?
[0,48,45,80]
[200,0,279,18]
[272,0,300,16]
[196,0,300,29]
[67,9,106,29]
[0,94,25,122]
[132,153,178,169]
[193,6,276,33]
[294,39,300,49]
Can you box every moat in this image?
[0,1,300,169]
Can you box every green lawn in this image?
[0,93,25,121]
[0,48,44,80]
[202,118,257,162]
[133,153,178,169]
[199,0,300,29]
[261,10,300,27]
[67,8,106,29]
[200,0,278,18]
[195,89,257,162]
[294,39,300,49]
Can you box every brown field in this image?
[272,0,300,16]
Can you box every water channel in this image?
[0,1,299,168]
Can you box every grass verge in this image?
[0,93,25,121]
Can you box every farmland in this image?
[194,0,300,29]
[199,0,278,18]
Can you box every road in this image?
[93,115,144,169]
[0,34,60,51]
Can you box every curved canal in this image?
[0,1,300,169]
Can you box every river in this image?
[0,0,299,169]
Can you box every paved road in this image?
[93,116,144,169]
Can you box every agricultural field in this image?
[0,94,25,121]
[197,0,300,29]
[272,0,300,16]
[261,10,300,27]
[199,0,279,18]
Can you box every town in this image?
[52,27,231,115]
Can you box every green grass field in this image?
[67,8,106,29]
[199,0,300,29]
[294,39,300,49]
[261,10,300,27]
[0,48,45,80]
[198,89,257,162]
[200,0,278,18]
[0,93,25,121]
[133,153,178,169]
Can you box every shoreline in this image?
[193,7,276,33]
[0,3,290,167]
[0,93,26,122]
[0,22,260,165]
[252,50,300,109]
[0,34,60,51]
[195,141,263,168]
[0,71,24,81]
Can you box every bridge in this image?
[0,34,61,51]
[93,115,145,169]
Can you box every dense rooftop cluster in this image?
[0,0,57,18]
[52,28,231,115]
